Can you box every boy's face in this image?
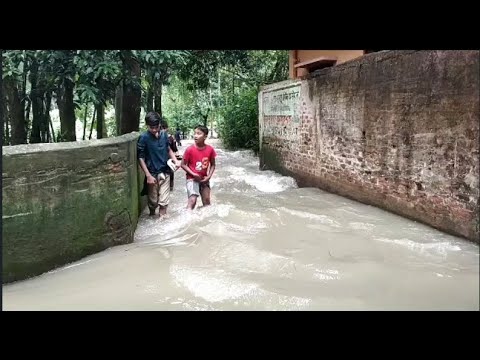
[194,128,207,144]
[147,123,160,137]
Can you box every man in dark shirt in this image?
[167,131,178,191]
[175,128,182,146]
[137,112,180,217]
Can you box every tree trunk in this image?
[154,80,162,118]
[30,93,43,143]
[209,87,214,134]
[25,98,31,130]
[218,70,221,105]
[56,78,76,142]
[146,74,154,112]
[202,108,210,127]
[82,104,88,140]
[44,91,52,142]
[4,78,27,145]
[22,53,28,135]
[0,49,4,145]
[96,102,104,139]
[29,61,43,144]
[22,54,27,104]
[49,114,55,143]
[115,83,123,136]
[4,103,9,145]
[120,51,141,134]
[89,108,97,140]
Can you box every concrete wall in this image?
[260,50,479,242]
[2,132,143,283]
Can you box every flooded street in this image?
[3,140,479,310]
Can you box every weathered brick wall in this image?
[259,50,479,242]
[2,133,144,283]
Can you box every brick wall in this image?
[259,50,479,242]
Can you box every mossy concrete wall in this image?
[2,132,143,283]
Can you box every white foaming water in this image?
[218,167,297,193]
[240,173,297,193]
[229,149,257,161]
[170,265,259,303]
[134,204,235,242]
[349,222,376,231]
[169,264,312,309]
[223,165,247,176]
[199,219,268,236]
[221,155,297,193]
[278,207,342,227]
[141,233,200,247]
[374,237,462,257]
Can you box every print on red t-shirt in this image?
[183,144,217,180]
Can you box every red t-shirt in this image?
[183,144,217,180]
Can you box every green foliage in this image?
[2,50,26,80]
[163,76,208,132]
[2,49,288,147]
[176,50,249,90]
[164,50,288,152]
[74,50,122,105]
[104,105,117,137]
[137,50,189,81]
[218,87,259,153]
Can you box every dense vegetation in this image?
[1,50,288,151]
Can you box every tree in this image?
[219,87,259,152]
[75,50,122,139]
[163,76,206,132]
[163,50,288,151]
[119,50,141,134]
[34,50,78,142]
[96,103,105,139]
[138,50,189,118]
[2,49,287,147]
[29,58,46,143]
[1,48,4,145]
[2,50,27,145]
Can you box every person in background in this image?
[175,128,182,147]
[166,125,179,191]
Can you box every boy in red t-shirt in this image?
[181,125,217,210]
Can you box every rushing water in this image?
[3,140,479,310]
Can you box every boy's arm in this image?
[181,152,202,181]
[164,133,180,167]
[137,135,156,184]
[168,146,181,167]
[201,157,216,183]
[139,159,156,184]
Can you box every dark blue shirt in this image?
[137,130,169,176]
